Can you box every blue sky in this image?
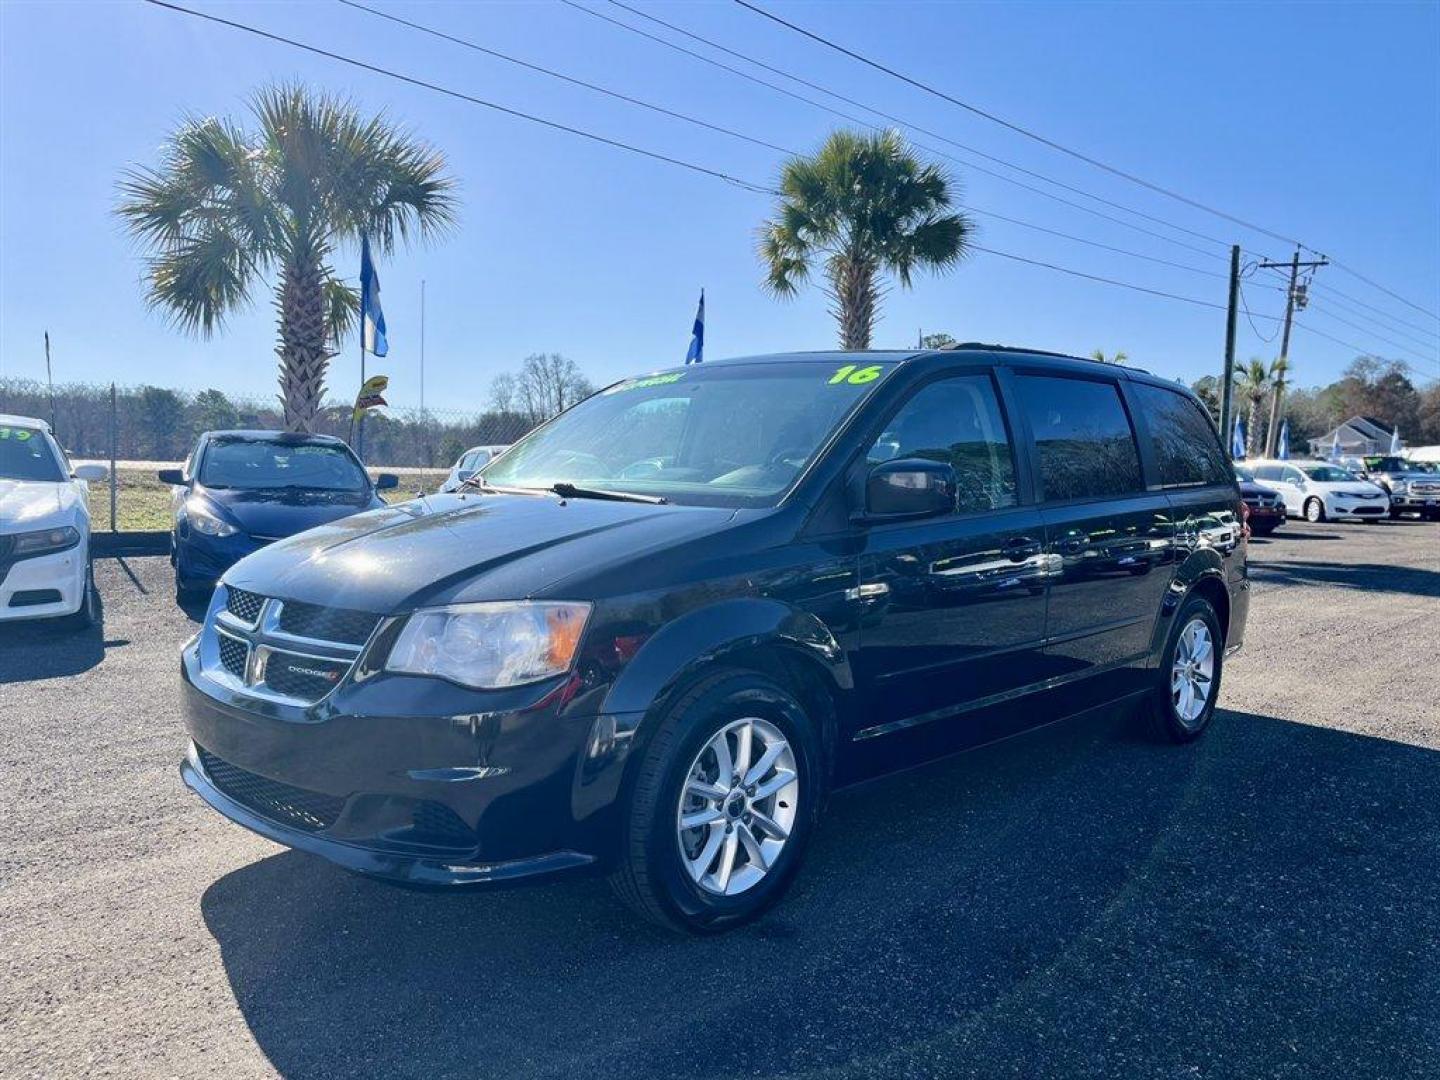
[2,0,1436,416]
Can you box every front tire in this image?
[58,556,99,631]
[610,669,822,934]
[1303,497,1326,523]
[1145,595,1224,743]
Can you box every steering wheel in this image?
[551,450,608,477]
[766,445,810,469]
[618,458,667,480]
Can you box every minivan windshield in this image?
[0,425,64,482]
[199,439,368,492]
[1302,465,1358,483]
[481,361,895,507]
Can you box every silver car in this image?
[438,444,510,493]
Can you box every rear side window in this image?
[1254,464,1283,481]
[868,374,1018,513]
[1131,383,1232,487]
[1015,375,1143,502]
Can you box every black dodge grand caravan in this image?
[180,347,1248,932]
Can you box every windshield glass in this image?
[481,361,895,507]
[199,439,368,492]
[1363,457,1408,472]
[1303,465,1357,483]
[0,425,64,482]
[1234,466,1255,482]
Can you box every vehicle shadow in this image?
[200,709,1440,1080]
[1252,560,1440,597]
[0,598,106,681]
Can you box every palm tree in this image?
[759,130,971,350]
[117,85,456,431]
[1090,349,1129,365]
[1234,358,1277,458]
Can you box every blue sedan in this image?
[160,431,397,600]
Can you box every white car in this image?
[0,414,108,627]
[1249,459,1390,523]
[438,444,511,493]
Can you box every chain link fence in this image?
[2,378,516,532]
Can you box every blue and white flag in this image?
[1231,416,1246,460]
[1390,427,1402,454]
[360,235,388,357]
[1330,431,1341,461]
[1277,418,1289,460]
[685,289,704,365]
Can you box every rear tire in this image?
[609,668,823,934]
[1303,497,1326,523]
[1144,595,1224,744]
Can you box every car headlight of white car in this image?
[10,525,81,557]
[386,601,591,689]
[185,499,238,537]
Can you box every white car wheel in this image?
[1304,497,1325,523]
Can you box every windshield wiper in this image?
[551,482,667,505]
[460,476,550,497]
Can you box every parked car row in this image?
[1238,457,1440,525]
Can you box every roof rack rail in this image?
[935,342,1085,362]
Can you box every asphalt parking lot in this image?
[2,520,1438,1079]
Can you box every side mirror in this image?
[860,458,957,521]
[157,468,184,485]
[74,463,108,482]
[375,473,399,491]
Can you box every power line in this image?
[335,0,794,156]
[968,245,1236,312]
[601,0,1234,254]
[139,0,777,194]
[734,0,1436,326]
[1307,282,1439,341]
[564,0,1233,264]
[1303,301,1438,364]
[343,0,1228,284]
[733,0,1303,248]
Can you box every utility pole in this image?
[1219,246,1240,451]
[1256,247,1327,456]
[44,331,57,435]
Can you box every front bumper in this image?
[175,531,271,587]
[179,637,639,887]
[1328,500,1388,520]
[0,543,86,622]
[1390,492,1440,511]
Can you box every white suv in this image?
[1249,459,1390,523]
[0,414,108,627]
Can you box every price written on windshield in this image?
[828,364,883,386]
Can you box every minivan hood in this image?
[199,485,374,538]
[223,492,736,613]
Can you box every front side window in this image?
[0,424,64,482]
[867,374,1017,513]
[482,362,895,507]
[1132,383,1232,487]
[199,440,368,492]
[1253,465,1283,481]
[1282,468,1306,484]
[1303,465,1356,483]
[1015,375,1143,502]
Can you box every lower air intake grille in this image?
[410,802,477,849]
[197,747,344,832]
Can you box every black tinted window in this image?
[1015,376,1142,502]
[1132,383,1232,487]
[869,375,1017,513]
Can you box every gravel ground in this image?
[2,519,1437,1079]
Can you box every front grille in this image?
[217,633,249,680]
[410,802,477,849]
[198,746,344,832]
[226,587,264,625]
[1412,482,1440,495]
[277,600,379,646]
[262,651,349,701]
[1352,506,1383,515]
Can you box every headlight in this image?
[1390,480,1408,495]
[185,499,237,537]
[10,525,80,557]
[386,601,591,689]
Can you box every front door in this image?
[851,372,1050,746]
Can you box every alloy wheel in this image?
[1171,618,1215,728]
[676,717,798,897]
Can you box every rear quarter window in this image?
[1131,383,1232,487]
[1014,375,1143,502]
